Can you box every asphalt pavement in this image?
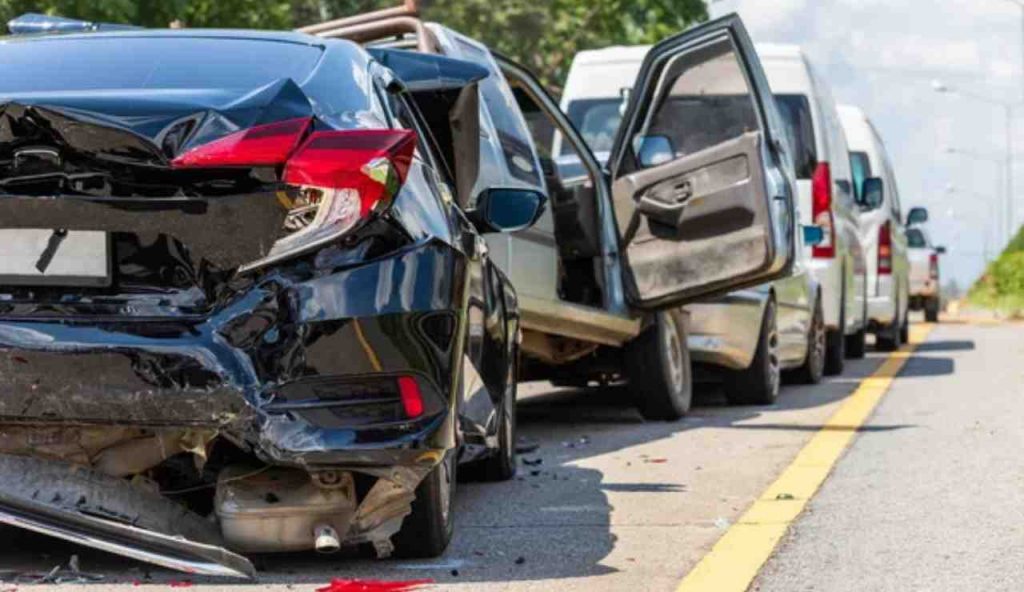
[0,319,1013,591]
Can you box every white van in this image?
[754,44,868,369]
[838,104,911,349]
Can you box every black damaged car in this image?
[0,15,543,577]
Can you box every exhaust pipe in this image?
[314,524,341,554]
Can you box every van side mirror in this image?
[907,206,929,225]
[635,135,675,168]
[802,225,825,247]
[935,245,947,255]
[469,188,547,234]
[861,177,884,210]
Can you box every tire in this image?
[900,311,910,343]
[845,327,867,359]
[924,297,940,323]
[723,298,780,405]
[790,295,825,384]
[824,304,845,376]
[625,309,692,421]
[479,378,517,482]
[876,313,902,352]
[392,451,456,558]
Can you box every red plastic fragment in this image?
[168,581,194,588]
[315,578,433,592]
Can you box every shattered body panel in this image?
[0,28,518,577]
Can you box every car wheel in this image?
[392,451,456,558]
[723,298,780,405]
[625,309,692,421]
[479,377,517,482]
[790,295,825,384]
[924,297,940,323]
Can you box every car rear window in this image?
[565,98,623,155]
[907,228,927,248]
[775,94,817,179]
[849,151,872,203]
[0,36,323,92]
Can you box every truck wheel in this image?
[392,452,456,558]
[925,297,940,322]
[625,310,692,421]
[824,304,845,376]
[791,295,825,384]
[723,298,780,405]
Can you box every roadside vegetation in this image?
[968,226,1024,316]
[0,0,707,88]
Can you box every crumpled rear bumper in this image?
[0,241,461,468]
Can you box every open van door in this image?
[608,15,795,311]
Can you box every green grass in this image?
[968,226,1024,316]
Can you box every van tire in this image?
[824,304,845,376]
[392,452,456,558]
[924,297,940,323]
[724,298,780,405]
[876,315,902,351]
[625,310,692,421]
[790,295,825,384]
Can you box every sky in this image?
[708,0,1024,290]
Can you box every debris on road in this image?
[515,438,540,454]
[316,578,433,592]
[522,457,543,467]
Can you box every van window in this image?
[907,228,927,248]
[453,39,543,188]
[775,94,817,179]
[635,37,759,166]
[565,98,623,155]
[849,151,871,203]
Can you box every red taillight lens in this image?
[172,119,417,270]
[397,376,424,419]
[929,252,939,280]
[878,221,892,275]
[811,162,835,258]
[284,129,416,217]
[171,117,312,168]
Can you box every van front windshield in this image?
[565,98,624,156]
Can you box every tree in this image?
[0,0,707,89]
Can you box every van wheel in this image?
[924,297,940,323]
[900,312,910,343]
[625,310,692,421]
[845,296,868,359]
[876,316,901,352]
[724,298,780,405]
[392,452,456,558]
[824,306,845,376]
[790,295,825,384]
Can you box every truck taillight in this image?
[878,221,893,275]
[171,118,416,270]
[929,252,939,280]
[811,162,835,258]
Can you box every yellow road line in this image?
[676,324,934,592]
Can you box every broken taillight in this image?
[172,119,417,271]
[397,376,424,419]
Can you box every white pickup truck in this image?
[906,220,944,322]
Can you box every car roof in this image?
[0,28,327,48]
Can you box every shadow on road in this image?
[0,346,932,587]
[912,340,975,353]
[898,355,955,378]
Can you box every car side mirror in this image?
[468,188,547,234]
[635,134,675,168]
[935,245,947,255]
[802,224,825,247]
[861,177,884,211]
[907,206,929,225]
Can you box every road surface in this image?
[0,318,1016,591]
